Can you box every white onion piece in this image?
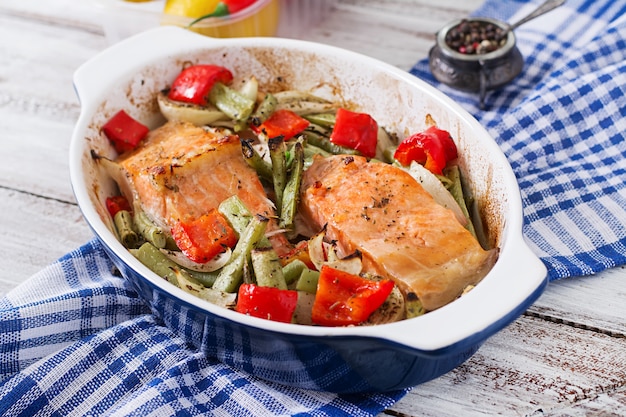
[405,161,467,226]
[160,248,232,272]
[157,92,227,126]
[237,76,259,102]
[95,154,138,211]
[308,229,327,271]
[366,286,405,325]
[308,229,363,275]
[292,291,315,325]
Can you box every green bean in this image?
[303,130,360,156]
[186,269,219,288]
[303,113,336,128]
[113,210,139,249]
[218,195,271,248]
[208,82,255,122]
[251,247,287,289]
[295,268,320,294]
[282,259,307,285]
[268,136,287,213]
[134,210,166,249]
[218,195,253,236]
[240,139,273,181]
[279,139,304,231]
[131,242,195,287]
[250,93,278,127]
[212,214,269,293]
[445,165,477,238]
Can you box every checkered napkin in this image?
[0,240,406,416]
[411,0,626,280]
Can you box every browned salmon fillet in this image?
[117,120,278,242]
[299,155,498,311]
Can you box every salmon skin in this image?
[117,120,276,238]
[299,154,498,311]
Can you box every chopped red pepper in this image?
[223,0,256,14]
[329,108,378,158]
[236,283,298,323]
[167,64,234,106]
[105,195,132,217]
[252,109,310,141]
[171,209,238,263]
[101,110,150,153]
[311,265,394,327]
[393,126,458,175]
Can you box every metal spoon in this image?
[502,0,566,36]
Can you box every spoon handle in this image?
[508,0,566,32]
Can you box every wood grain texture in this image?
[1,0,625,415]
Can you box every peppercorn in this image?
[444,19,506,55]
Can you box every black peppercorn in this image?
[444,19,507,55]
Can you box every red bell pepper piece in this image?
[393,126,458,175]
[329,108,378,158]
[101,110,150,153]
[236,283,298,323]
[223,0,256,14]
[252,109,310,141]
[105,195,132,217]
[311,265,395,327]
[167,64,234,106]
[171,209,238,263]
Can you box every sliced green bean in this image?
[171,266,237,308]
[303,113,336,128]
[445,165,477,238]
[131,242,194,287]
[303,130,360,156]
[240,139,273,181]
[134,210,166,249]
[212,215,269,293]
[208,82,255,122]
[218,195,253,236]
[295,268,320,294]
[186,269,219,288]
[279,139,304,231]
[250,93,278,127]
[268,136,287,213]
[282,259,308,285]
[251,247,287,290]
[218,195,271,248]
[113,210,139,249]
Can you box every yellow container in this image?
[161,0,280,38]
[93,0,280,44]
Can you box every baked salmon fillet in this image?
[117,120,275,235]
[299,154,498,311]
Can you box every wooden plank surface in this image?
[1,1,625,415]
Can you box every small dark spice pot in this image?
[429,17,524,108]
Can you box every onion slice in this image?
[157,92,228,126]
[405,161,467,226]
[160,248,232,272]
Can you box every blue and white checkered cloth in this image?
[0,240,405,416]
[411,0,626,280]
[1,0,625,415]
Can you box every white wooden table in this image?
[1,1,625,415]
